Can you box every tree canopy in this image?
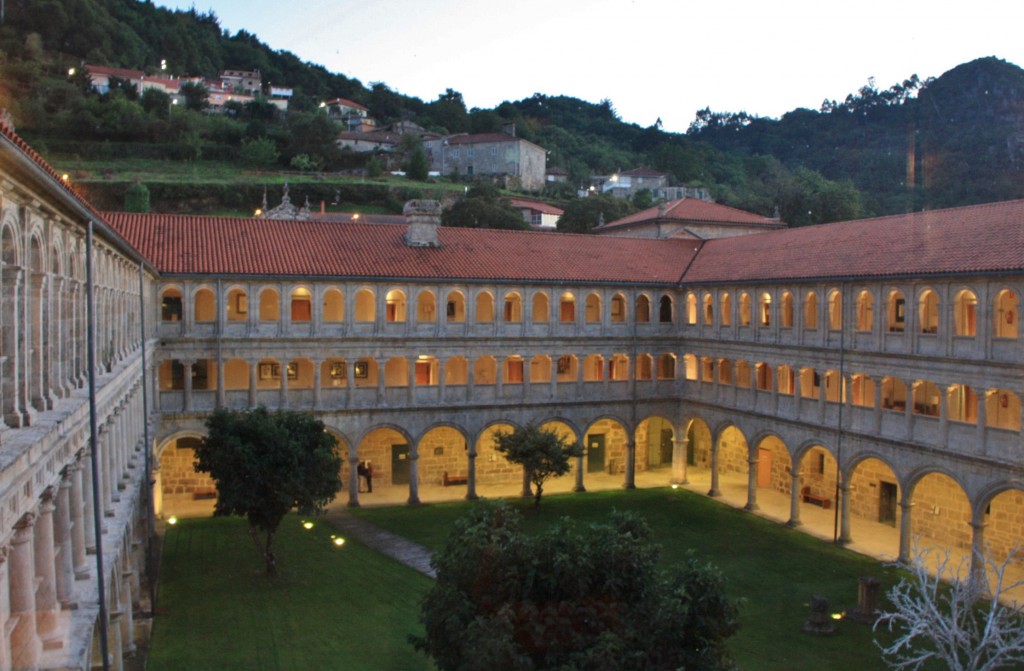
[194,407,343,575]
[442,184,531,231]
[492,424,583,506]
[413,501,740,671]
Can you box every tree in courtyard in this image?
[492,424,583,507]
[194,407,343,575]
[412,501,740,671]
[875,543,1024,671]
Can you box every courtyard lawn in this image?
[147,515,435,671]
[354,488,915,671]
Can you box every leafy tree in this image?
[290,152,314,172]
[632,188,654,210]
[179,81,209,112]
[239,136,280,167]
[557,195,634,234]
[442,184,530,231]
[492,424,583,506]
[365,155,383,178]
[412,501,740,670]
[123,181,150,212]
[875,543,1024,671]
[140,87,172,119]
[194,407,343,575]
[404,143,430,181]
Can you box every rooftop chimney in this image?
[502,122,516,137]
[404,199,442,247]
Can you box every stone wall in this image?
[159,439,216,496]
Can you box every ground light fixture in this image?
[167,516,178,525]
[302,521,314,530]
[330,534,346,547]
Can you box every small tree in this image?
[123,181,150,213]
[412,501,739,671]
[404,144,430,181]
[239,136,279,167]
[493,424,583,507]
[194,407,343,575]
[179,81,209,112]
[875,543,1024,671]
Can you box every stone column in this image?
[465,446,478,501]
[119,577,135,656]
[279,359,289,409]
[708,442,721,497]
[874,379,883,434]
[70,459,89,578]
[375,358,387,405]
[407,446,420,505]
[247,359,258,407]
[99,425,115,516]
[969,519,987,591]
[55,475,76,607]
[494,355,504,398]
[83,449,98,552]
[312,359,322,409]
[573,444,586,493]
[216,356,226,408]
[898,497,914,564]
[346,448,360,508]
[624,439,636,489]
[745,454,759,511]
[976,392,988,454]
[407,356,415,405]
[9,513,40,669]
[182,358,194,412]
[787,470,802,527]
[838,481,853,544]
[34,489,60,644]
[939,389,949,445]
[0,545,10,671]
[671,437,688,485]
[437,357,448,403]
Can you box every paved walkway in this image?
[324,508,436,578]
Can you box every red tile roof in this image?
[508,198,564,216]
[101,212,698,285]
[684,199,1024,283]
[601,198,780,230]
[324,97,368,111]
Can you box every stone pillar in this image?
[465,446,478,501]
[375,358,387,404]
[494,355,504,398]
[70,458,89,578]
[407,356,415,404]
[873,379,883,434]
[976,392,988,454]
[248,359,258,407]
[624,439,636,489]
[969,519,987,591]
[9,514,40,669]
[838,481,853,544]
[216,356,226,408]
[671,437,688,485]
[939,389,949,445]
[55,475,76,607]
[708,442,721,497]
[0,545,10,671]
[573,445,585,493]
[745,454,759,511]
[898,497,914,564]
[34,489,60,644]
[313,359,322,409]
[346,449,360,508]
[279,359,289,409]
[119,577,135,656]
[437,357,447,402]
[407,447,420,505]
[787,470,802,527]
[83,450,98,552]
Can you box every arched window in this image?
[322,288,344,322]
[608,354,629,381]
[799,367,819,399]
[635,295,651,323]
[824,370,843,402]
[583,354,604,381]
[384,356,409,386]
[755,362,772,391]
[446,291,466,322]
[946,384,978,423]
[851,374,874,407]
[986,389,1021,430]
[683,354,698,381]
[559,292,575,322]
[685,293,698,325]
[290,287,312,322]
[504,356,525,384]
[354,288,375,322]
[194,288,216,322]
[385,289,406,322]
[531,292,549,323]
[881,376,907,411]
[530,355,552,383]
[804,291,818,330]
[735,360,751,388]
[416,290,437,322]
[473,356,497,384]
[887,290,905,332]
[701,356,714,382]
[226,288,248,322]
[475,291,495,322]
[780,291,794,328]
[827,289,842,331]
[503,292,522,322]
[635,354,653,380]
[702,293,714,325]
[161,287,183,322]
[919,289,939,334]
[855,290,873,332]
[610,293,626,323]
[720,292,732,326]
[585,292,601,323]
[718,358,733,385]
[954,289,977,336]
[739,292,751,326]
[444,356,469,385]
[994,289,1018,338]
[659,295,673,323]
[777,364,794,395]
[758,292,771,327]
[912,380,940,416]
[556,354,577,382]
[415,356,441,385]
[657,353,676,379]
[259,288,280,322]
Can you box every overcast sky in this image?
[157,0,1024,133]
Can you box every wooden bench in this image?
[801,486,830,509]
[442,471,468,487]
[192,489,216,500]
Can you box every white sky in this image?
[157,0,1024,133]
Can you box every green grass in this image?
[354,488,907,671]
[148,515,435,671]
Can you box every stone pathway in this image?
[324,509,436,578]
